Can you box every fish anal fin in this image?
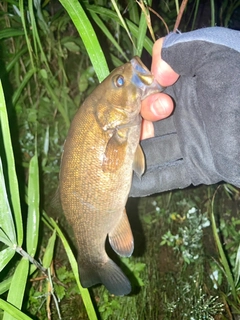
[79,263,101,289]
[79,258,131,296]
[108,209,134,257]
[133,144,145,178]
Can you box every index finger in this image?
[151,38,179,86]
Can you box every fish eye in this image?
[113,75,125,88]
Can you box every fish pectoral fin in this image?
[108,209,134,257]
[133,144,145,178]
[102,133,127,173]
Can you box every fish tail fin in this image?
[79,259,131,296]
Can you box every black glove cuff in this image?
[130,159,191,197]
[130,119,191,197]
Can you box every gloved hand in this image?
[130,27,240,197]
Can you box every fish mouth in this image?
[130,56,164,100]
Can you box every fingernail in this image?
[150,98,163,117]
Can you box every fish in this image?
[59,56,163,296]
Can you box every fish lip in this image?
[130,56,150,75]
[130,56,165,99]
[141,79,164,100]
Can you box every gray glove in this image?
[130,27,240,197]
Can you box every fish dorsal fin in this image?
[108,209,134,257]
[133,144,145,178]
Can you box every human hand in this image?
[141,38,178,139]
[131,27,240,197]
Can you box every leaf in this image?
[3,258,29,320]
[54,283,66,301]
[19,0,35,72]
[59,0,109,82]
[6,47,28,74]
[0,276,13,296]
[111,0,134,47]
[234,244,240,285]
[136,8,148,56]
[0,298,32,320]
[50,218,98,320]
[0,158,16,245]
[12,68,37,106]
[90,12,128,62]
[0,229,13,247]
[40,77,70,128]
[42,229,56,269]
[0,247,15,273]
[26,154,40,257]
[0,264,37,296]
[78,66,95,93]
[0,80,23,246]
[86,5,154,55]
[39,69,48,80]
[128,0,140,25]
[0,28,25,40]
[210,190,238,302]
[63,41,81,53]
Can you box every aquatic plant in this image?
[161,206,210,264]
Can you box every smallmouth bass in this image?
[59,57,163,296]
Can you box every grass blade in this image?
[233,244,240,286]
[0,298,32,320]
[0,247,15,272]
[0,229,13,247]
[6,47,28,74]
[12,67,37,106]
[86,5,154,55]
[0,80,23,246]
[40,75,70,128]
[42,230,56,269]
[191,0,200,30]
[26,153,40,257]
[3,258,29,320]
[110,53,126,67]
[135,7,148,56]
[50,218,98,320]
[210,190,238,302]
[90,12,128,62]
[19,0,35,70]
[128,0,140,25]
[0,28,24,40]
[59,0,109,82]
[210,0,215,27]
[0,264,37,296]
[111,0,135,48]
[28,0,50,72]
[0,157,16,244]
[0,277,13,296]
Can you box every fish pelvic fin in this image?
[79,258,131,296]
[133,144,145,178]
[108,209,134,257]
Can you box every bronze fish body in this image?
[59,57,163,296]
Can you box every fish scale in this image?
[59,57,163,296]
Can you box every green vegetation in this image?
[0,0,240,319]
